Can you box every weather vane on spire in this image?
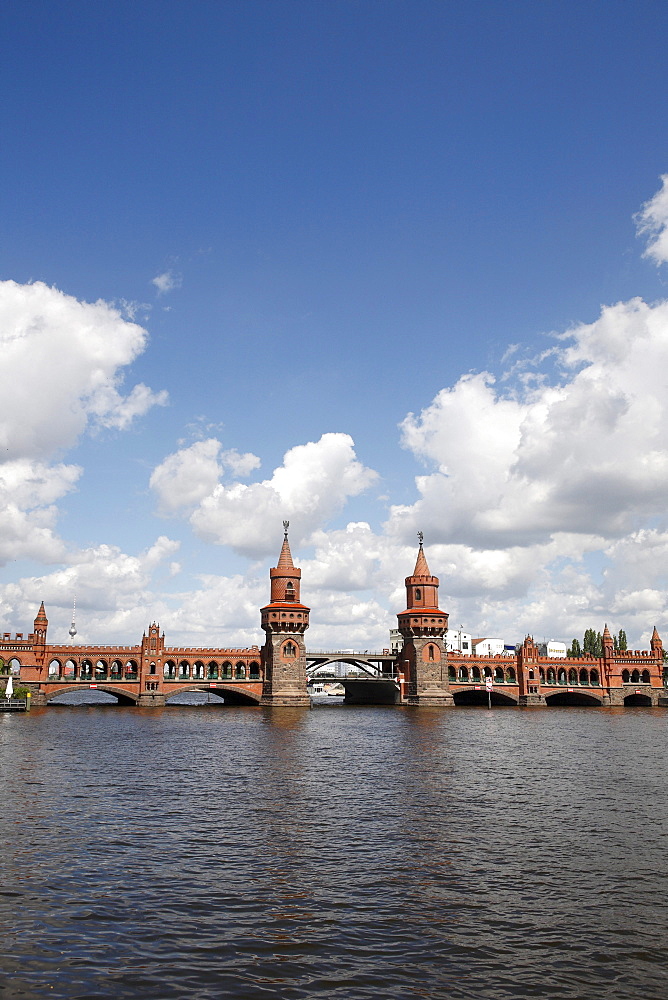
[283,520,289,538]
[417,531,424,547]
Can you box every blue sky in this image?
[2,0,668,649]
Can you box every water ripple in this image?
[1,705,667,998]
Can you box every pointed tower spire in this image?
[650,625,663,659]
[413,531,431,577]
[277,520,295,569]
[33,601,48,651]
[266,522,303,604]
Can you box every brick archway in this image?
[163,683,262,706]
[45,684,139,706]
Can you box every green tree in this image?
[582,628,595,656]
[618,629,627,651]
[567,638,581,658]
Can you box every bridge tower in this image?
[397,534,453,706]
[260,522,310,707]
[33,602,48,672]
[517,634,547,707]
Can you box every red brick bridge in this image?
[2,529,667,709]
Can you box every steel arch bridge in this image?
[306,650,397,679]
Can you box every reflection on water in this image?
[1,705,667,999]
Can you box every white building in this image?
[445,628,473,654]
[389,629,403,654]
[537,641,567,658]
[471,637,506,656]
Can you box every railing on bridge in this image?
[306,650,394,657]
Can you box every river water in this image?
[1,703,667,999]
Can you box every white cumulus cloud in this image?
[0,280,167,567]
[151,432,378,558]
[392,297,668,549]
[637,174,668,266]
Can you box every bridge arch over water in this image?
[623,692,653,706]
[164,684,261,706]
[452,689,518,707]
[46,684,139,706]
[545,691,603,707]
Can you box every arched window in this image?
[179,661,189,679]
[249,661,260,679]
[622,669,630,683]
[285,583,295,601]
[415,588,421,601]
[547,668,556,685]
[111,660,122,678]
[96,660,107,679]
[472,666,481,680]
[641,669,651,683]
[631,669,640,683]
[284,642,296,658]
[459,666,469,680]
[149,663,156,675]
[208,661,218,679]
[590,668,599,686]
[222,661,232,678]
[558,668,567,684]
[48,659,61,678]
[579,668,589,685]
[507,667,516,682]
[235,662,246,679]
[428,644,434,660]
[568,668,578,685]
[494,667,504,682]
[448,665,456,679]
[164,662,176,679]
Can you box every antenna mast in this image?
[69,597,77,640]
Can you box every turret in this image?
[396,533,452,706]
[397,532,448,638]
[260,522,310,707]
[650,625,663,659]
[33,602,48,646]
[261,521,310,634]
